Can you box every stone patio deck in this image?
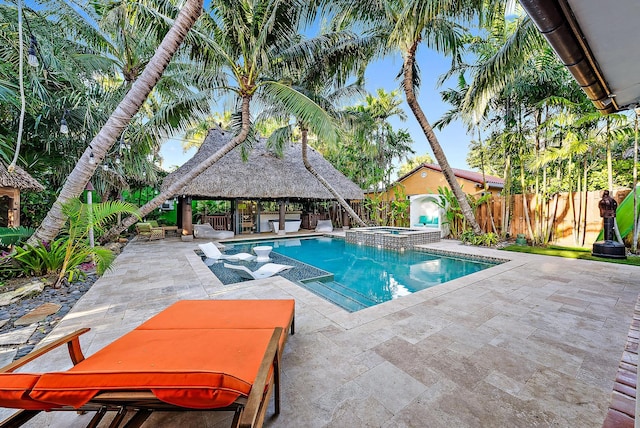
[1,236,638,427]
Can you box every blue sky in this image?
[160,13,474,173]
[160,48,472,173]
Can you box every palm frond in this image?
[258,80,342,145]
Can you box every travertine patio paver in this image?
[0,236,638,427]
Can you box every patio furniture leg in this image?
[231,407,242,428]
[0,409,40,427]
[85,407,108,428]
[121,409,153,428]
[107,407,128,428]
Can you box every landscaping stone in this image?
[0,282,45,306]
[14,303,62,326]
[0,326,37,346]
[0,273,98,360]
[0,348,16,368]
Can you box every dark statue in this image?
[592,190,626,259]
[598,190,617,241]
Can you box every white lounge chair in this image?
[198,242,255,264]
[315,219,333,233]
[223,263,294,280]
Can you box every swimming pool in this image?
[217,237,499,312]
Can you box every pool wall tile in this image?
[345,227,440,251]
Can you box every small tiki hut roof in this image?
[162,128,364,200]
[0,161,44,191]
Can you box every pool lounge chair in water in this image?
[198,242,255,264]
[224,263,293,280]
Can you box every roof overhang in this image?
[520,0,640,114]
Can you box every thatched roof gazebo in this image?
[162,127,364,235]
[0,161,45,228]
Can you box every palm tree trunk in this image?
[102,96,252,241]
[581,163,588,246]
[568,155,578,246]
[401,41,481,234]
[633,111,639,253]
[301,128,366,227]
[520,163,535,241]
[502,153,512,238]
[29,0,204,245]
[607,117,613,192]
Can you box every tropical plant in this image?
[56,197,139,286]
[103,0,350,240]
[460,229,498,246]
[16,197,139,287]
[326,0,484,233]
[0,251,24,281]
[389,186,410,227]
[435,186,465,239]
[0,226,34,249]
[259,35,372,228]
[13,239,68,277]
[398,154,435,177]
[29,0,204,245]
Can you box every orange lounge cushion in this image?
[136,300,294,347]
[0,373,56,410]
[30,328,274,410]
[137,300,294,331]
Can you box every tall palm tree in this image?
[261,79,369,227]
[29,0,205,244]
[102,0,346,239]
[327,0,484,234]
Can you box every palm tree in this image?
[327,0,484,234]
[29,0,205,244]
[102,0,347,240]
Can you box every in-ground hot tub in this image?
[345,226,440,251]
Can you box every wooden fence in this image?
[361,189,633,247]
[474,189,633,246]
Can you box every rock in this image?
[14,303,62,327]
[0,282,45,307]
[0,325,38,346]
[104,242,122,255]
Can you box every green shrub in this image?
[0,252,24,281]
[13,239,68,276]
[0,226,35,250]
[460,230,498,247]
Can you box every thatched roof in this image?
[0,161,44,191]
[162,128,364,200]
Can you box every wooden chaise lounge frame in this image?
[0,299,296,428]
[0,327,281,428]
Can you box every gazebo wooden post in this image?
[278,199,286,235]
[176,197,183,229]
[342,201,351,229]
[232,199,240,235]
[179,196,193,235]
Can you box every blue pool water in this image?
[225,237,498,312]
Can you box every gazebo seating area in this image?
[135,222,165,241]
[160,127,364,236]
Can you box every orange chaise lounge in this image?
[0,299,295,428]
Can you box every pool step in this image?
[301,280,376,312]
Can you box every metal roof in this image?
[521,0,640,113]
